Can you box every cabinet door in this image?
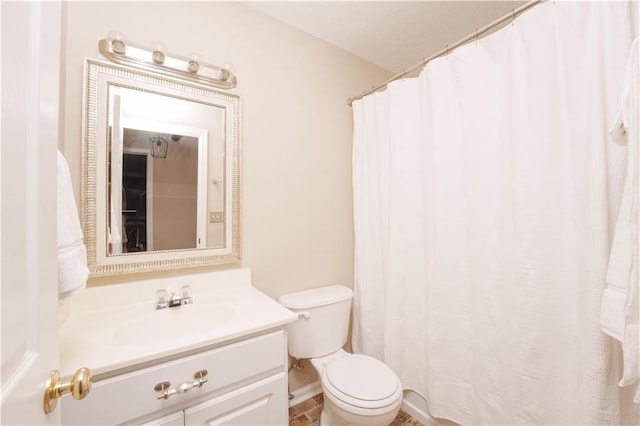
[139,410,184,426]
[183,373,287,426]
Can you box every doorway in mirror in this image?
[122,152,148,252]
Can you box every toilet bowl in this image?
[310,351,402,426]
[279,285,403,426]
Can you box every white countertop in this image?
[59,268,297,379]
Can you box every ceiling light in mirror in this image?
[149,136,168,158]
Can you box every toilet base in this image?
[320,392,401,426]
[319,405,341,426]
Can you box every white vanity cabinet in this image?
[62,330,289,425]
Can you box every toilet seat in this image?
[322,354,402,410]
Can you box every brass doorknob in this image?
[43,367,92,414]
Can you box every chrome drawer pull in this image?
[155,370,208,400]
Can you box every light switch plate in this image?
[209,211,224,223]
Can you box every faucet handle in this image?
[155,289,169,310]
[156,288,167,302]
[181,285,192,304]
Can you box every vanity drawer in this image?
[62,330,286,425]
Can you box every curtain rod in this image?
[347,0,545,106]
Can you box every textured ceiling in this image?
[245,1,528,73]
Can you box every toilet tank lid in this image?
[279,285,353,309]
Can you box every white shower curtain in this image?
[352,2,639,424]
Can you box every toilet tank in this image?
[279,285,353,359]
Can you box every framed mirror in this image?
[82,58,240,276]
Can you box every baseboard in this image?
[288,381,322,407]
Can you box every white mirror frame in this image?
[82,58,241,276]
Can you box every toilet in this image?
[279,285,402,426]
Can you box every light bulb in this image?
[151,41,167,64]
[108,31,127,54]
[187,52,203,74]
[220,62,235,81]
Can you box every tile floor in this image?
[289,393,425,426]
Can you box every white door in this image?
[1,1,62,424]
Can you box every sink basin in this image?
[113,303,236,344]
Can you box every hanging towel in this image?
[600,37,640,403]
[57,150,89,298]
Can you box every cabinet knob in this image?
[43,367,92,414]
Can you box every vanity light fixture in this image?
[150,136,169,159]
[98,33,237,89]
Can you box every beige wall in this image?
[62,1,391,391]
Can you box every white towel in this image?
[600,37,640,402]
[57,151,89,298]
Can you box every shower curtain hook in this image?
[446,45,449,58]
[511,8,515,26]
[475,29,479,45]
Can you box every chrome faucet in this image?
[155,285,192,310]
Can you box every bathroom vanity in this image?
[58,268,297,425]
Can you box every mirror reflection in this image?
[119,129,217,253]
[108,86,226,254]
